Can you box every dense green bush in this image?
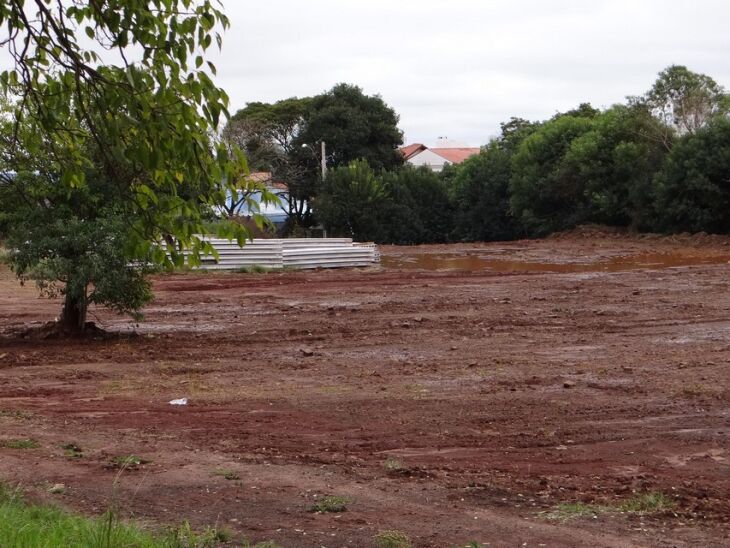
[509,115,595,236]
[654,117,730,233]
[451,142,520,242]
[561,105,669,230]
[381,167,454,244]
[315,160,388,242]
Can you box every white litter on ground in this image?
[169,398,188,405]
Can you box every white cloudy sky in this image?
[208,0,730,146]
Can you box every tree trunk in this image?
[60,291,87,332]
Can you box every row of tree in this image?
[221,83,404,228]
[311,65,730,243]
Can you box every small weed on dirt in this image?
[62,443,83,459]
[373,530,412,548]
[310,495,349,513]
[212,468,240,480]
[106,455,150,470]
[678,383,722,398]
[168,520,232,546]
[384,457,404,472]
[0,409,33,420]
[542,502,605,521]
[1,438,39,449]
[242,541,282,548]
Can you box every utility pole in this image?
[320,140,327,180]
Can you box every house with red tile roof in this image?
[399,138,480,172]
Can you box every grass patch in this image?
[309,495,349,513]
[384,457,404,472]
[542,491,676,522]
[373,530,412,548]
[212,468,240,481]
[0,409,33,420]
[542,502,604,521]
[1,438,39,449]
[62,443,83,459]
[618,491,675,513]
[0,483,227,547]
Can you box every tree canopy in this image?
[509,114,595,236]
[0,1,262,330]
[654,117,730,234]
[224,84,404,230]
[296,83,404,172]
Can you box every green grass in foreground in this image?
[0,483,277,547]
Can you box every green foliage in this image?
[298,83,404,172]
[542,492,675,522]
[509,114,595,236]
[0,2,268,329]
[381,167,454,244]
[212,468,240,480]
[309,495,349,513]
[618,491,675,513]
[654,117,730,233]
[1,438,39,449]
[642,65,728,137]
[0,1,252,254]
[0,483,228,547]
[451,141,520,242]
[225,84,404,231]
[560,105,668,229]
[541,502,605,521]
[317,162,453,244]
[373,530,412,548]
[3,166,155,328]
[62,443,83,459]
[316,160,388,241]
[241,541,282,548]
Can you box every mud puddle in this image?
[382,251,730,273]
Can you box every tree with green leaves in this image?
[315,160,388,242]
[654,117,730,234]
[0,1,264,331]
[638,65,729,148]
[451,142,519,242]
[560,105,669,230]
[450,118,539,242]
[225,85,404,231]
[509,114,595,236]
[380,167,454,244]
[297,83,404,172]
[224,98,314,228]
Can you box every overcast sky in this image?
[207,0,730,146]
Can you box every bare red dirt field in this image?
[1,231,729,547]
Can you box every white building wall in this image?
[406,149,450,172]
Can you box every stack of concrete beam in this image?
[191,238,379,270]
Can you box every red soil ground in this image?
[0,231,729,547]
